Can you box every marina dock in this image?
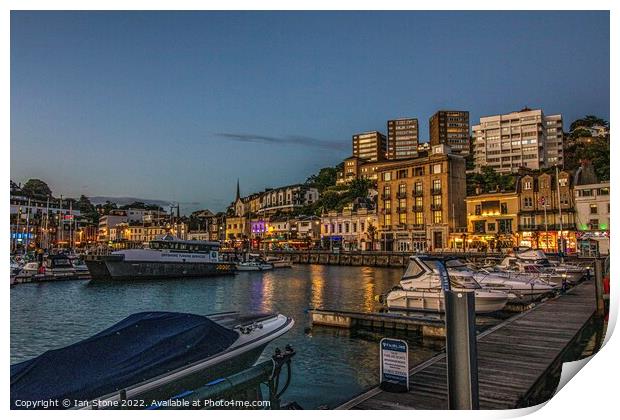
[337,280,598,409]
[310,309,447,338]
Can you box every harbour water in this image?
[10,265,444,409]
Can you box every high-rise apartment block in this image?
[387,118,419,159]
[472,108,564,173]
[352,131,387,162]
[429,110,470,155]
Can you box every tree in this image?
[78,195,99,224]
[563,136,610,181]
[569,115,609,132]
[366,223,377,251]
[22,179,52,198]
[466,167,517,196]
[306,166,339,193]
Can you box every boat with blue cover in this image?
[10,311,294,409]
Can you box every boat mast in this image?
[555,165,564,259]
[25,197,31,253]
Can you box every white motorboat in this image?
[11,311,294,409]
[496,249,585,284]
[264,256,293,268]
[382,256,509,314]
[235,261,274,271]
[444,259,557,301]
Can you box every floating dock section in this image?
[310,309,447,338]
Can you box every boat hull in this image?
[386,289,508,314]
[85,256,235,281]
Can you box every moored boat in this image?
[381,256,509,314]
[84,235,235,281]
[10,311,294,409]
[264,256,293,268]
[235,261,274,271]
[444,259,557,301]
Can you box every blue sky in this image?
[10,11,609,213]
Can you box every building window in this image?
[524,181,532,190]
[473,221,485,233]
[432,179,441,194]
[382,172,392,181]
[475,205,481,215]
[487,223,496,232]
[432,163,442,174]
[414,182,423,195]
[498,219,512,233]
[399,213,407,224]
[384,214,391,226]
[385,200,391,211]
[415,212,423,225]
[500,203,508,214]
[432,210,442,224]
[590,204,598,214]
[589,219,599,230]
[523,197,533,207]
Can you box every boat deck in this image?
[337,280,597,410]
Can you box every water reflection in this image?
[11,265,439,409]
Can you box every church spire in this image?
[236,179,240,201]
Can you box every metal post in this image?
[445,290,479,409]
[594,259,605,316]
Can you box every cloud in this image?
[214,132,349,151]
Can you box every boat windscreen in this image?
[10,312,240,408]
[450,275,482,289]
[403,259,426,279]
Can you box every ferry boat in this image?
[84,235,235,280]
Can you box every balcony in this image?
[413,190,424,197]
[412,205,423,212]
[396,192,407,199]
[381,194,391,200]
[431,188,442,195]
[396,207,407,213]
[412,224,425,230]
[431,204,442,211]
[395,223,407,231]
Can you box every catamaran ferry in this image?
[84,235,235,280]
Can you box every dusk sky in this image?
[10,11,609,213]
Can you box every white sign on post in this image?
[379,338,409,392]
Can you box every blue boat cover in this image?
[11,311,240,409]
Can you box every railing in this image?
[396,192,407,199]
[412,224,425,230]
[431,204,442,211]
[413,190,424,197]
[396,206,407,213]
[412,205,424,212]
[381,194,391,200]
[431,188,442,195]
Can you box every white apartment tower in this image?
[472,108,564,173]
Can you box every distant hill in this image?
[88,196,172,208]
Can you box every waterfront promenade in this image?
[263,250,596,268]
[337,279,598,409]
